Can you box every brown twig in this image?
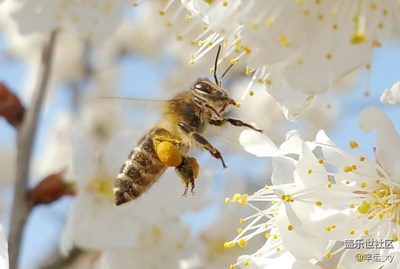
[8,30,58,269]
[37,248,101,269]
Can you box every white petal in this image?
[292,260,320,269]
[266,74,315,119]
[99,220,195,269]
[358,107,400,180]
[380,81,400,105]
[271,156,296,185]
[277,205,328,261]
[294,143,328,188]
[11,0,125,42]
[61,195,141,251]
[279,130,304,155]
[337,248,384,269]
[181,0,208,16]
[315,130,335,146]
[239,129,278,157]
[0,224,8,269]
[382,254,400,269]
[237,243,296,269]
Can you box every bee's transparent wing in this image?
[81,96,185,175]
[203,122,251,154]
[83,96,182,142]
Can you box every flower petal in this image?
[271,156,296,185]
[294,143,328,188]
[239,129,278,157]
[292,260,320,269]
[315,130,335,146]
[380,81,400,105]
[277,204,328,261]
[279,130,305,156]
[358,107,400,180]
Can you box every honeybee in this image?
[113,46,262,206]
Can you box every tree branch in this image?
[8,30,58,269]
[37,248,101,269]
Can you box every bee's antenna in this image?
[214,45,221,85]
[220,59,237,81]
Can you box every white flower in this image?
[0,1,86,101]
[231,78,337,147]
[97,219,198,269]
[0,223,8,269]
[195,177,267,269]
[7,0,129,42]
[182,0,400,117]
[61,130,140,253]
[229,107,400,268]
[224,131,329,265]
[381,81,400,105]
[236,234,321,269]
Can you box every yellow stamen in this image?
[358,201,371,214]
[238,238,247,248]
[349,140,358,148]
[224,241,235,248]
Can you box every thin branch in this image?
[37,248,101,269]
[8,30,58,269]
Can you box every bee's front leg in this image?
[175,156,199,196]
[209,118,263,133]
[178,122,227,168]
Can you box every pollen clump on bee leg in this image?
[156,141,182,167]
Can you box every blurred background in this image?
[0,1,400,268]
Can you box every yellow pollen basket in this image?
[156,141,182,167]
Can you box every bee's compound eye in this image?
[194,81,212,94]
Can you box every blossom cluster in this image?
[182,0,400,118]
[225,107,400,268]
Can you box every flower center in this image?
[88,176,114,200]
[358,184,400,223]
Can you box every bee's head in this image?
[192,78,236,114]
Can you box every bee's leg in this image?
[193,96,222,118]
[209,118,263,133]
[175,156,196,196]
[178,122,227,168]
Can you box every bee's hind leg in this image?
[175,156,199,196]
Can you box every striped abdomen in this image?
[114,127,174,205]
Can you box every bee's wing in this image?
[83,96,182,141]
[203,111,263,156]
[204,122,248,153]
